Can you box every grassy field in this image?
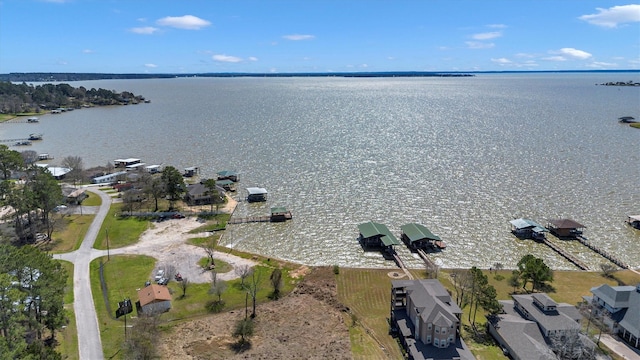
[56,261,78,360]
[81,191,102,206]
[44,214,94,253]
[94,203,150,249]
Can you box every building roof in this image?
[628,215,640,222]
[510,294,581,333]
[93,171,127,181]
[400,223,441,242]
[617,287,640,338]
[246,187,267,195]
[216,179,234,186]
[114,158,140,163]
[217,170,237,177]
[137,284,171,307]
[591,284,635,309]
[270,206,289,214]
[548,218,586,229]
[358,221,400,245]
[490,314,556,360]
[510,218,547,232]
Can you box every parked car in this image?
[157,277,169,285]
[154,269,165,282]
[172,213,185,219]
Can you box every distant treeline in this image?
[0,81,146,114]
[0,71,474,82]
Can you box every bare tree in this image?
[235,265,252,287]
[244,270,262,318]
[203,238,216,269]
[492,262,504,274]
[61,155,84,187]
[20,150,38,165]
[599,263,617,278]
[179,278,189,298]
[450,269,472,308]
[158,264,176,282]
[124,314,160,360]
[210,279,227,303]
[549,329,596,360]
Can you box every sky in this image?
[0,0,639,74]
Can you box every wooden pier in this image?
[228,216,272,224]
[416,248,438,271]
[576,236,629,269]
[541,238,589,270]
[391,252,414,280]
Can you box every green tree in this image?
[141,173,165,212]
[233,318,254,345]
[0,145,24,180]
[29,167,63,240]
[203,178,219,212]
[517,254,553,292]
[161,166,185,210]
[269,268,283,300]
[508,270,521,293]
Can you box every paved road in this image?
[600,334,640,360]
[54,187,111,360]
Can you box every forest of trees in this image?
[0,81,146,115]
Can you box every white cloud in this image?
[130,27,159,35]
[248,57,258,62]
[557,48,592,59]
[157,15,211,30]
[579,5,640,28]
[465,41,495,49]
[487,24,507,29]
[543,56,568,62]
[82,49,94,54]
[587,61,618,68]
[472,31,502,40]
[212,54,243,63]
[491,58,512,64]
[515,52,536,58]
[282,34,315,41]
[145,63,158,68]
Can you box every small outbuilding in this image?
[136,284,172,316]
[114,158,141,168]
[216,179,236,192]
[509,218,547,241]
[358,221,400,251]
[547,218,586,239]
[246,187,267,202]
[183,166,199,177]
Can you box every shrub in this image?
[333,265,340,275]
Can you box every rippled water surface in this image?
[4,74,639,269]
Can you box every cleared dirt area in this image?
[158,266,352,360]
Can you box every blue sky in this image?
[1,0,639,73]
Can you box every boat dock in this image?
[391,252,414,280]
[576,235,629,269]
[541,238,589,270]
[228,216,272,224]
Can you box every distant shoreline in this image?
[1,69,639,82]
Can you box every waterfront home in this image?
[91,171,127,184]
[626,215,640,229]
[145,164,162,174]
[489,293,585,359]
[270,206,292,222]
[246,187,267,202]
[390,279,474,360]
[509,218,547,241]
[584,283,640,349]
[357,221,400,251]
[546,218,586,239]
[36,164,71,180]
[136,284,171,316]
[217,170,239,182]
[62,186,88,205]
[185,181,224,206]
[400,223,445,251]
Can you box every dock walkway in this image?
[391,252,414,280]
[228,216,271,224]
[542,238,589,270]
[576,236,629,269]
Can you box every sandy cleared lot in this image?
[110,216,256,283]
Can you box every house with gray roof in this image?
[390,279,474,360]
[488,293,584,359]
[586,283,640,349]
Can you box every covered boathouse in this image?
[400,223,446,251]
[358,221,400,252]
[627,215,640,229]
[547,218,586,239]
[270,207,292,222]
[510,218,548,241]
[246,187,268,202]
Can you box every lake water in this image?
[3,73,639,270]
